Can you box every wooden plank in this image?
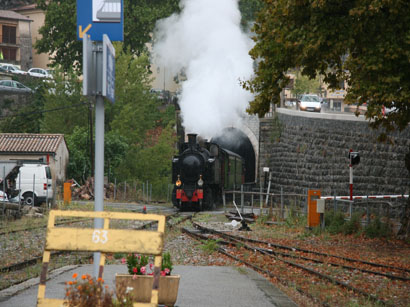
[37,298,65,307]
[133,303,157,307]
[46,228,163,254]
[49,210,166,223]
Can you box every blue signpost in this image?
[78,1,122,278]
[76,0,123,41]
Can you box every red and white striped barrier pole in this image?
[349,149,353,201]
[321,194,409,200]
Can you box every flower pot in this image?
[115,274,180,307]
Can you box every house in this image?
[0,10,32,70]
[0,133,69,190]
[13,4,50,69]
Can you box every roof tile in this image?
[0,134,65,153]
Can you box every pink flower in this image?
[121,258,126,264]
[149,273,153,276]
[160,271,166,276]
[164,268,170,275]
[140,267,146,275]
[132,267,138,273]
[132,274,137,280]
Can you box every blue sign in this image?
[103,35,115,103]
[77,0,123,41]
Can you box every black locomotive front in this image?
[172,134,212,210]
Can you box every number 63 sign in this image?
[92,230,108,244]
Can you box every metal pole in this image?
[265,172,272,206]
[259,183,262,215]
[114,178,117,200]
[46,177,49,209]
[150,183,152,202]
[2,166,5,214]
[349,149,353,201]
[18,170,21,211]
[32,174,35,207]
[233,183,236,204]
[142,183,145,202]
[124,181,127,200]
[240,184,244,213]
[280,186,284,219]
[93,92,105,278]
[222,189,226,213]
[146,181,148,203]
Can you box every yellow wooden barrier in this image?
[37,210,166,307]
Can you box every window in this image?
[1,47,17,60]
[2,26,16,44]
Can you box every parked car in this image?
[298,94,322,112]
[0,80,33,93]
[0,64,27,75]
[28,67,53,79]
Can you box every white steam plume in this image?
[153,0,254,138]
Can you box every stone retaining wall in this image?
[259,111,410,197]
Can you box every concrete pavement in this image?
[0,264,297,307]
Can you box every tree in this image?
[40,68,88,134]
[244,0,410,238]
[35,0,180,72]
[291,72,321,98]
[244,0,410,132]
[238,0,264,29]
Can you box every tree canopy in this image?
[35,0,180,72]
[244,0,410,135]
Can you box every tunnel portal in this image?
[211,128,256,183]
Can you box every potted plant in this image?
[115,252,180,307]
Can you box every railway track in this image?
[0,210,190,291]
[183,222,410,306]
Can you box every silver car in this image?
[0,80,33,93]
[0,64,27,75]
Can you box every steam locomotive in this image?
[172,134,245,211]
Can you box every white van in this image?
[16,164,53,206]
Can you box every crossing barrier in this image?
[37,210,166,307]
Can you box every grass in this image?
[200,239,221,254]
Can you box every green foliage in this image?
[292,72,321,97]
[36,0,180,72]
[40,68,88,134]
[161,251,173,274]
[325,211,346,234]
[126,254,149,275]
[364,216,391,238]
[200,239,220,254]
[238,0,264,30]
[0,77,45,133]
[115,124,176,198]
[245,0,410,132]
[343,213,362,235]
[65,127,128,183]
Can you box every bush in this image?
[325,211,346,234]
[364,216,391,238]
[342,212,362,235]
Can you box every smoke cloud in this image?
[153,0,254,138]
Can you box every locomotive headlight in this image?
[197,175,204,187]
[176,175,182,187]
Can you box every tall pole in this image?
[349,149,353,201]
[93,41,104,278]
[89,102,94,176]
